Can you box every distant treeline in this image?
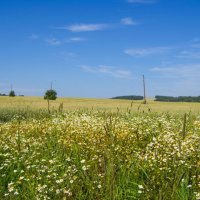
[155,95,200,102]
[0,93,24,97]
[111,95,143,100]
[111,95,200,102]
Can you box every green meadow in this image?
[0,97,200,199]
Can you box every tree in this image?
[44,89,57,100]
[9,90,15,97]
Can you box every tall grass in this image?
[0,108,51,122]
[0,110,199,199]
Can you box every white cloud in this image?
[56,19,138,33]
[64,24,108,32]
[46,37,86,45]
[127,0,156,3]
[66,37,86,43]
[46,38,61,45]
[81,65,133,79]
[121,17,137,25]
[124,47,171,57]
[150,67,177,73]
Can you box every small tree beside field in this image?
[9,90,16,97]
[44,89,57,100]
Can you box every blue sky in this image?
[1,0,200,98]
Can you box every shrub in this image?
[9,90,15,97]
[44,89,57,100]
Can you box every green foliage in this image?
[0,93,7,96]
[0,108,51,122]
[155,95,200,102]
[111,95,143,100]
[0,110,199,199]
[44,89,57,100]
[9,90,15,97]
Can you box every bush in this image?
[9,90,15,97]
[44,89,57,100]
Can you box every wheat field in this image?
[0,96,200,114]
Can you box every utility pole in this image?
[143,75,147,104]
[50,81,53,90]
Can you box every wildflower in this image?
[196,192,200,200]
[138,185,144,189]
[80,159,85,164]
[56,179,63,184]
[98,184,102,189]
[56,189,60,194]
[14,191,19,195]
[49,160,54,164]
[19,176,24,180]
[66,157,71,162]
[8,186,14,192]
[64,189,72,196]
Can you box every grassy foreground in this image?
[0,97,200,199]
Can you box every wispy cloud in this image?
[28,34,39,40]
[189,38,200,48]
[120,17,137,25]
[81,65,96,73]
[66,37,86,43]
[177,50,200,59]
[173,38,200,59]
[81,65,133,79]
[150,64,200,78]
[46,38,61,45]
[60,24,108,32]
[127,0,157,4]
[46,37,86,45]
[124,46,171,57]
[56,19,138,33]
[150,67,177,73]
[149,63,200,96]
